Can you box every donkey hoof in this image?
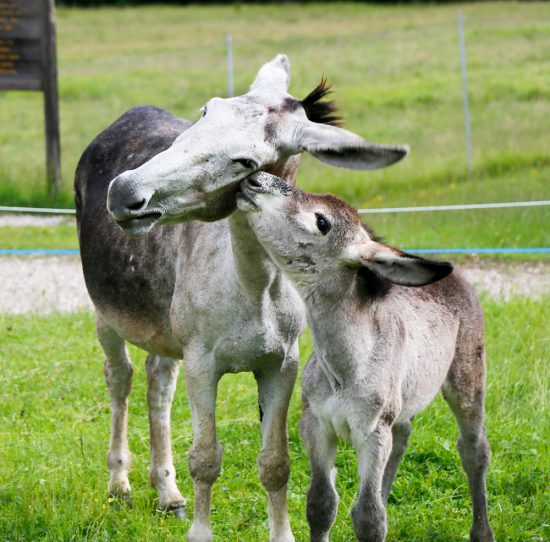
[187,522,213,542]
[167,502,187,520]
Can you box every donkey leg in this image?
[351,421,393,542]
[381,420,412,504]
[443,348,495,542]
[146,355,186,517]
[300,401,338,542]
[184,355,222,542]
[255,354,299,542]
[96,316,133,502]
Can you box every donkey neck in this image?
[228,157,300,295]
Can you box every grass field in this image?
[0,296,548,541]
[1,3,548,541]
[0,2,549,254]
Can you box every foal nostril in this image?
[247,176,262,188]
[127,198,147,212]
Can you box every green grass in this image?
[0,223,79,251]
[0,2,548,254]
[1,297,548,541]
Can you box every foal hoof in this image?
[109,490,131,507]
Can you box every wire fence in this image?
[0,206,76,215]
[2,200,549,217]
[0,200,548,256]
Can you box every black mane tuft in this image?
[300,78,343,126]
[362,223,384,243]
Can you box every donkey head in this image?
[107,54,408,235]
[238,172,452,291]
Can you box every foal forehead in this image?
[306,192,362,226]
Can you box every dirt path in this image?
[1,256,548,316]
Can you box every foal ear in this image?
[250,54,291,94]
[299,122,408,170]
[343,241,452,286]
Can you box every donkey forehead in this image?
[206,94,305,130]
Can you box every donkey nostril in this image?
[127,198,147,211]
[247,176,262,188]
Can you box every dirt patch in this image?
[1,256,548,316]
[459,260,549,301]
[1,256,93,315]
[0,215,74,227]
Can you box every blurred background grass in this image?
[0,2,548,254]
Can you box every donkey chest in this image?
[174,282,305,372]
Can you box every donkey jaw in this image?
[115,211,164,236]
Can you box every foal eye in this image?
[315,213,331,235]
[233,158,257,170]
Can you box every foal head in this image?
[238,172,452,294]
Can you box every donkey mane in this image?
[362,222,383,243]
[300,78,342,126]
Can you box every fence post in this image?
[226,33,234,98]
[43,0,61,197]
[457,12,473,170]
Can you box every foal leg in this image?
[96,316,133,502]
[184,353,222,542]
[443,346,495,542]
[381,420,412,504]
[146,355,186,517]
[300,400,338,542]
[255,353,298,542]
[351,421,393,542]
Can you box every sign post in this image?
[0,0,61,197]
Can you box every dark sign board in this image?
[0,0,60,195]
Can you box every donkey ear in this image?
[343,242,452,286]
[250,54,291,94]
[299,122,408,170]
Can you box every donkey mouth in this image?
[116,211,164,235]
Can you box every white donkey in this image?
[75,55,408,542]
[238,172,495,542]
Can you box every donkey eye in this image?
[233,158,257,170]
[315,213,331,235]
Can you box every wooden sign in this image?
[0,0,60,196]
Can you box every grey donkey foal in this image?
[238,172,495,542]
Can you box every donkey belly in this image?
[80,216,183,358]
[76,106,193,358]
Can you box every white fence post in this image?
[458,12,473,170]
[226,33,234,97]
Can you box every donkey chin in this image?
[115,211,164,236]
